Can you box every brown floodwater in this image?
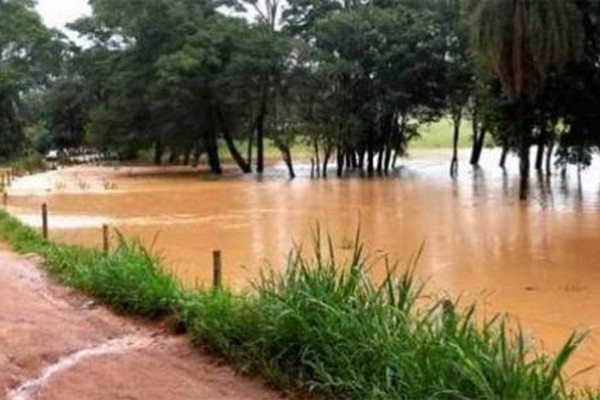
[6,149,600,386]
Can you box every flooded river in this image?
[6,149,600,385]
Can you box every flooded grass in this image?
[0,210,598,399]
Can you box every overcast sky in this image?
[36,0,91,39]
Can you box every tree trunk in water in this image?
[358,149,365,170]
[284,153,295,179]
[383,131,394,174]
[204,132,222,174]
[384,147,393,174]
[345,151,352,171]
[545,142,554,175]
[313,139,320,178]
[279,147,295,179]
[469,101,480,166]
[256,121,265,173]
[153,140,163,165]
[450,109,462,179]
[391,113,407,171]
[367,130,375,177]
[517,100,530,201]
[383,114,396,174]
[535,143,544,172]
[217,108,251,173]
[376,145,384,176]
[392,150,399,169]
[223,131,251,173]
[337,147,344,178]
[471,127,486,165]
[322,148,331,179]
[183,147,191,166]
[256,85,268,174]
[519,147,530,200]
[351,151,358,169]
[499,145,509,168]
[247,124,254,169]
[367,147,374,177]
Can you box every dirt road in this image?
[0,244,284,400]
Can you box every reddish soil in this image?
[0,245,285,400]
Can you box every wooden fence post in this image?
[42,203,48,240]
[213,250,222,289]
[2,192,7,208]
[102,224,109,254]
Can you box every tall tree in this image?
[469,0,583,199]
[0,0,65,159]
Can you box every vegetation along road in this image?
[0,240,286,400]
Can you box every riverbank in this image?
[0,210,596,399]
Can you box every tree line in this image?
[1,0,600,198]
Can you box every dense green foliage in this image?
[0,0,66,160]
[1,0,600,192]
[0,210,598,399]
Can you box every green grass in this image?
[0,211,597,399]
[411,118,473,150]
[410,117,497,150]
[0,212,179,318]
[178,231,594,400]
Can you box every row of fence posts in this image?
[38,203,224,289]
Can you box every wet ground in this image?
[0,249,283,400]
[5,148,600,386]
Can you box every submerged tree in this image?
[469,0,583,199]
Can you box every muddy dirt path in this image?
[0,246,284,400]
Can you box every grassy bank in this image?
[409,118,497,150]
[0,210,596,399]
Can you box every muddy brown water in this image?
[6,149,600,386]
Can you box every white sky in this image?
[36,0,91,40]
